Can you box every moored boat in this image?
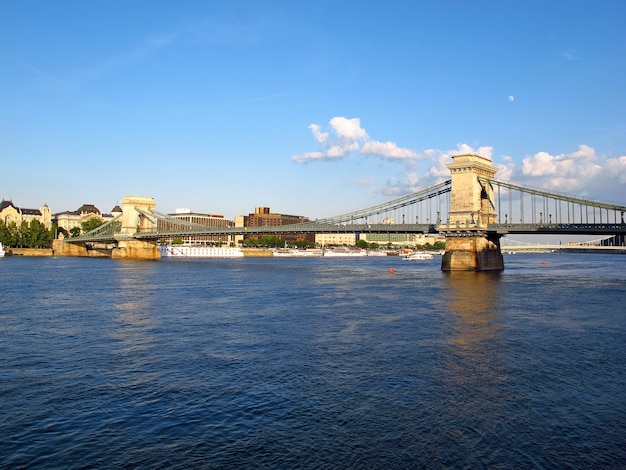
[0,242,5,257]
[273,248,324,257]
[159,245,244,258]
[366,250,388,257]
[402,251,434,261]
[323,248,368,257]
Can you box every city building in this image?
[54,204,121,236]
[0,199,52,229]
[240,207,314,244]
[361,232,443,248]
[315,233,357,246]
[158,208,232,245]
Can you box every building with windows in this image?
[0,200,52,229]
[239,207,314,244]
[54,204,121,236]
[361,232,443,248]
[158,208,233,245]
[315,233,357,246]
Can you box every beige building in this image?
[54,204,122,235]
[315,232,442,247]
[158,208,232,245]
[0,200,52,229]
[362,232,443,248]
[315,233,357,246]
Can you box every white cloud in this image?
[360,140,418,159]
[291,151,326,163]
[450,143,494,160]
[291,118,626,203]
[292,119,497,167]
[605,156,626,184]
[292,116,413,162]
[513,145,626,202]
[329,116,368,141]
[495,155,515,182]
[309,124,329,144]
[521,145,601,183]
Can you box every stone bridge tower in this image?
[440,154,504,271]
[111,196,160,260]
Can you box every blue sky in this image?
[1,0,625,219]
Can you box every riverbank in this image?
[4,248,54,257]
[241,248,274,257]
[2,246,276,258]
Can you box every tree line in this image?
[0,218,106,248]
[0,220,56,248]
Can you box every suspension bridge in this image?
[63,154,626,270]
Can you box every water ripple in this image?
[0,255,624,468]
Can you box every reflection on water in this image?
[113,262,158,320]
[436,272,510,464]
[110,262,160,386]
[443,271,502,347]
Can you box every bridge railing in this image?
[66,214,122,242]
[480,178,626,226]
[488,222,626,235]
[133,222,438,239]
[314,180,451,225]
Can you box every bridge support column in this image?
[111,239,160,260]
[441,232,504,271]
[442,153,504,271]
[52,239,89,257]
[111,196,160,260]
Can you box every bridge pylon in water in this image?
[440,154,504,271]
[111,196,161,260]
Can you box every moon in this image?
[508,95,515,102]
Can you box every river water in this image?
[1,253,624,469]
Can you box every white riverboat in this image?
[323,248,368,257]
[273,248,324,257]
[0,242,5,257]
[366,250,388,257]
[402,251,434,261]
[159,245,244,258]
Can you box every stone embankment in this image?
[241,248,274,257]
[5,244,275,258]
[6,245,110,257]
[6,248,54,257]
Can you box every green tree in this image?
[172,237,184,245]
[356,239,369,249]
[259,235,283,247]
[28,220,52,248]
[294,240,315,249]
[243,237,259,247]
[17,221,29,248]
[6,222,19,247]
[81,218,104,234]
[0,221,10,246]
[70,227,81,238]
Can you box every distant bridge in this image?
[66,154,626,270]
[503,245,625,253]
